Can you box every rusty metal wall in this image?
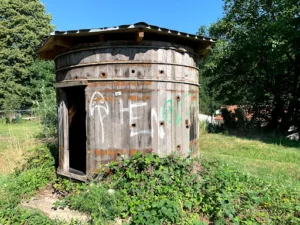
[56,41,199,177]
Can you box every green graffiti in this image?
[161,93,192,126]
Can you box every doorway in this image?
[64,86,87,174]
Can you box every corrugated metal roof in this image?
[49,22,216,42]
[38,22,216,60]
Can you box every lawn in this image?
[200,129,300,190]
[0,120,41,174]
[0,121,299,224]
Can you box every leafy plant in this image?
[56,152,300,224]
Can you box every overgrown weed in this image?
[55,152,300,224]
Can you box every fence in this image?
[0,110,38,122]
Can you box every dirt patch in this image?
[21,185,89,223]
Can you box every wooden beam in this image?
[135,29,144,43]
[56,80,88,88]
[54,37,72,48]
[99,34,105,42]
[38,51,56,60]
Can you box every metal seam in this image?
[56,61,199,73]
[56,79,200,87]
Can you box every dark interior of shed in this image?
[64,86,87,174]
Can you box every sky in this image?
[41,0,224,35]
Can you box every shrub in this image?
[58,153,205,224]
[56,153,300,224]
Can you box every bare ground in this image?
[20,185,90,223]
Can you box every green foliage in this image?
[29,60,56,137]
[33,84,57,137]
[58,153,205,224]
[201,0,300,132]
[61,183,123,224]
[200,159,300,224]
[0,0,53,110]
[0,145,57,224]
[29,60,55,102]
[56,152,300,224]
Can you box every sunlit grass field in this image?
[0,120,41,174]
[200,129,300,190]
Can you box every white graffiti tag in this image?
[89,92,109,144]
[119,99,165,139]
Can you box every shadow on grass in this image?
[224,129,300,149]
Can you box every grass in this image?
[200,129,300,189]
[0,120,41,174]
[0,120,299,224]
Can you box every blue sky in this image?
[41,0,223,35]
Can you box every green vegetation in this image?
[200,126,300,187]
[0,122,299,224]
[0,0,53,111]
[200,0,300,133]
[0,121,41,173]
[0,144,58,224]
[54,142,300,224]
[0,0,300,224]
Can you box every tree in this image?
[0,0,53,110]
[28,59,55,102]
[201,0,300,132]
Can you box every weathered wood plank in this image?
[55,40,200,179]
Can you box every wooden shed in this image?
[38,22,215,181]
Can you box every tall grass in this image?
[200,128,300,189]
[0,121,40,174]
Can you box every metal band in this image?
[55,79,200,88]
[56,61,199,73]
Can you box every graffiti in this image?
[119,99,164,138]
[161,93,191,126]
[58,101,63,130]
[119,100,147,125]
[89,91,109,144]
[88,92,194,150]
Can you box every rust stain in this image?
[144,148,153,154]
[129,149,138,156]
[94,149,129,158]
[59,145,64,151]
[139,81,152,85]
[114,81,130,86]
[87,81,152,88]
[129,95,151,101]
[189,139,199,147]
[93,168,102,173]
[87,93,152,103]
[88,82,114,87]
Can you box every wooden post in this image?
[58,89,69,171]
[135,29,144,43]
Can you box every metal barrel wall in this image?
[55,40,199,176]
